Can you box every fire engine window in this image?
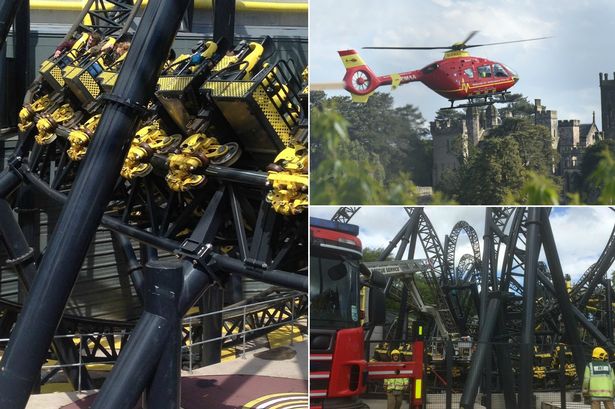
[493,64,508,77]
[477,65,492,78]
[464,68,474,78]
[310,254,359,329]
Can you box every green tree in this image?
[362,247,388,262]
[458,136,526,204]
[520,172,560,205]
[452,117,557,204]
[310,103,420,205]
[499,94,534,118]
[589,149,615,204]
[580,139,615,202]
[317,92,432,187]
[435,108,464,122]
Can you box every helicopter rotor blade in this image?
[464,36,551,49]
[460,30,479,46]
[363,34,550,52]
[363,46,451,50]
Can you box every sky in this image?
[310,206,615,282]
[310,0,615,128]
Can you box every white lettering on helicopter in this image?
[401,73,416,81]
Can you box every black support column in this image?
[460,296,502,409]
[200,285,224,366]
[0,0,22,48]
[519,207,541,409]
[540,208,586,381]
[0,1,190,407]
[140,261,184,409]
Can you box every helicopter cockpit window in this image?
[493,64,508,77]
[477,65,492,78]
[503,64,518,77]
[464,68,474,78]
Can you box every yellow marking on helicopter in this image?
[436,78,515,94]
[390,73,402,90]
[341,54,367,69]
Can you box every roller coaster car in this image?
[154,37,232,132]
[38,32,92,92]
[200,37,305,167]
[62,38,129,110]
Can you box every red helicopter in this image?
[339,31,548,109]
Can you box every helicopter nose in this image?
[512,76,519,83]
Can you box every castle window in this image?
[477,65,492,78]
[464,68,474,78]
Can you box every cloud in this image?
[311,207,615,283]
[311,0,615,126]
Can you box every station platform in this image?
[25,338,307,409]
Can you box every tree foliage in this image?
[311,91,433,187]
[448,117,557,204]
[310,101,421,205]
[499,94,535,118]
[580,139,615,203]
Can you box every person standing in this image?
[582,347,615,409]
[384,350,408,409]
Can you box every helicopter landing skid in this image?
[443,92,518,110]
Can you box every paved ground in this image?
[25,339,307,409]
[362,396,487,409]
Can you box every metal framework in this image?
[0,1,307,408]
[336,206,615,409]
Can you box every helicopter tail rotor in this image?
[338,49,380,103]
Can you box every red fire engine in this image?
[310,217,424,409]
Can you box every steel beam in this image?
[0,198,93,390]
[540,208,585,381]
[141,262,184,409]
[607,279,613,343]
[0,0,22,48]
[213,0,236,44]
[0,0,190,406]
[479,208,493,326]
[536,266,615,352]
[518,207,541,409]
[460,296,502,409]
[13,0,29,108]
[91,261,184,409]
[200,285,224,366]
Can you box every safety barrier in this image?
[0,292,307,393]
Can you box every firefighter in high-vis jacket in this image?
[384,350,408,409]
[582,347,615,409]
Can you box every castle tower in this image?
[431,119,468,186]
[485,105,499,130]
[558,120,581,147]
[600,72,615,139]
[534,98,559,149]
[466,107,481,146]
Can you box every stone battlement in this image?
[431,119,465,134]
[599,72,615,84]
[558,120,580,127]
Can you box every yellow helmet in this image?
[391,349,401,356]
[593,347,608,360]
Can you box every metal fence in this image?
[365,340,606,409]
[0,292,307,393]
[183,293,306,373]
